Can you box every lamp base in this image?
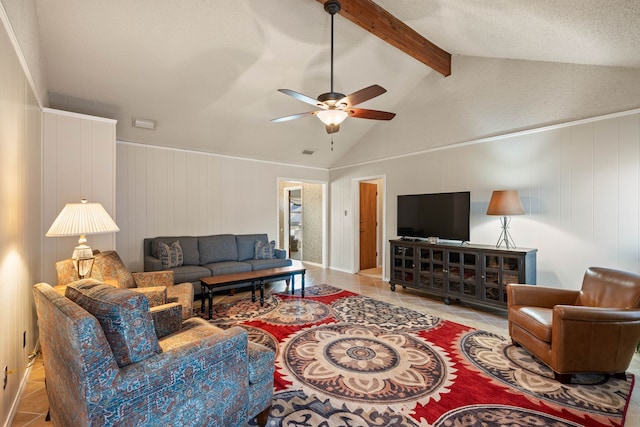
[72,244,95,279]
[495,216,517,249]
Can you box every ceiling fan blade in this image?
[340,84,387,107]
[348,108,396,120]
[325,124,340,134]
[278,89,325,108]
[271,111,317,123]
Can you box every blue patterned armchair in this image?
[33,280,274,426]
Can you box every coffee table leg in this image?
[208,288,214,320]
[251,282,256,303]
[291,275,295,295]
[301,272,305,298]
[260,280,265,306]
[201,283,205,314]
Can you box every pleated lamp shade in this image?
[46,199,119,278]
[46,199,120,237]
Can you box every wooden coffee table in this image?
[199,265,306,319]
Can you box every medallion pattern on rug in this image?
[208,295,279,325]
[279,323,455,412]
[260,299,331,325]
[258,389,421,427]
[433,404,584,427]
[332,295,442,332]
[205,285,632,427]
[459,330,630,418]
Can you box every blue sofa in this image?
[33,280,274,426]
[144,234,292,295]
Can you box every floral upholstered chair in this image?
[56,250,193,320]
[33,280,274,426]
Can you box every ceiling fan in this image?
[271,0,396,134]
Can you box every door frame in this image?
[283,185,303,259]
[277,178,328,268]
[352,175,386,278]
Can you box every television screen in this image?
[397,192,470,241]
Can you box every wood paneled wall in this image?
[329,110,640,288]
[116,143,329,272]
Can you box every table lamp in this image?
[486,190,524,249]
[46,199,120,278]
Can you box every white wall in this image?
[0,6,41,424]
[42,109,117,284]
[337,56,640,168]
[329,109,640,289]
[116,142,330,272]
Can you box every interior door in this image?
[359,182,377,270]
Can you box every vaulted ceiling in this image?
[26,0,640,168]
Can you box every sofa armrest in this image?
[507,284,579,309]
[132,271,174,288]
[144,255,163,272]
[150,303,183,338]
[274,248,286,259]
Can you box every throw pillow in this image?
[65,279,162,367]
[157,241,184,269]
[255,239,275,260]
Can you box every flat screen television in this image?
[397,191,470,241]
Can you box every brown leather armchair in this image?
[507,267,640,383]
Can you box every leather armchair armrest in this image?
[554,305,640,322]
[144,255,163,272]
[507,284,580,309]
[132,271,175,288]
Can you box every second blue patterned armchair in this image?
[33,279,274,426]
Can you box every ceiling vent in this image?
[132,118,156,130]
[302,149,315,155]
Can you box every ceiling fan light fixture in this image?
[317,109,348,126]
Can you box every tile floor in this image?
[11,265,640,426]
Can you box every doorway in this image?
[355,176,385,277]
[278,179,327,267]
[285,187,303,261]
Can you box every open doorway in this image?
[354,176,385,279]
[278,179,327,267]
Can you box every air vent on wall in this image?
[132,118,156,130]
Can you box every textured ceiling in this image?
[32,0,640,168]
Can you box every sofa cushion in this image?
[245,258,293,271]
[157,241,184,269]
[199,235,238,264]
[236,234,268,261]
[204,261,252,276]
[254,240,275,260]
[171,265,212,283]
[152,236,199,266]
[65,279,162,367]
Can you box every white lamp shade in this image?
[316,109,348,126]
[46,199,120,237]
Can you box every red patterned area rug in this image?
[206,284,633,427]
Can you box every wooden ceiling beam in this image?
[316,0,451,77]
